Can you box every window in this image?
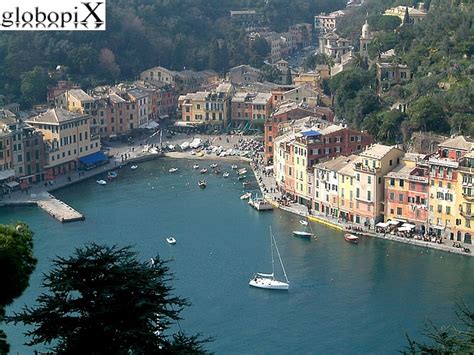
[437,205,442,213]
[389,192,394,200]
[368,176,371,184]
[397,207,402,215]
[446,206,451,215]
[399,179,404,187]
[367,191,371,201]
[399,194,403,203]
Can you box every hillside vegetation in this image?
[329,0,474,142]
[0,0,345,107]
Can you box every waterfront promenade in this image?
[249,158,474,257]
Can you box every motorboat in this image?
[249,227,289,290]
[223,172,230,178]
[300,220,308,226]
[166,237,176,245]
[210,163,218,168]
[193,164,200,169]
[238,175,246,180]
[169,168,178,173]
[196,152,205,157]
[198,180,207,189]
[231,164,238,170]
[180,142,190,150]
[200,168,208,174]
[130,165,138,170]
[240,192,252,200]
[238,168,247,175]
[190,150,196,155]
[248,196,274,211]
[243,181,251,188]
[344,234,359,244]
[292,231,313,238]
[107,171,118,180]
[96,180,107,185]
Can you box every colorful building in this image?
[384,154,429,230]
[353,144,404,227]
[458,152,474,244]
[26,108,101,180]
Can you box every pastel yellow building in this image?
[26,108,101,180]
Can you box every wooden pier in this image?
[37,195,85,223]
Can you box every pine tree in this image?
[10,243,210,354]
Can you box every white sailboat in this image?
[249,227,289,290]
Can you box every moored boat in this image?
[249,227,289,291]
[169,168,178,173]
[344,234,359,244]
[240,192,251,200]
[248,195,274,211]
[193,164,200,169]
[96,180,107,185]
[107,171,118,180]
[300,220,308,226]
[130,165,138,170]
[292,230,313,238]
[231,164,238,170]
[166,237,176,245]
[238,168,247,175]
[198,179,207,189]
[238,175,246,180]
[210,163,218,168]
[223,172,230,178]
[200,168,208,174]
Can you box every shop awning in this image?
[376,222,389,228]
[402,223,416,229]
[0,169,15,181]
[5,181,19,188]
[79,151,109,167]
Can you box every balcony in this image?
[408,175,428,183]
[462,193,474,201]
[354,162,379,174]
[428,157,459,168]
[459,209,472,219]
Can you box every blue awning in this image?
[79,151,109,166]
[301,130,321,137]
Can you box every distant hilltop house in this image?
[314,10,345,35]
[139,66,219,95]
[230,10,262,25]
[384,6,427,24]
[376,62,412,94]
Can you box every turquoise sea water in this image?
[2,158,474,354]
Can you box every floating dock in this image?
[37,195,85,223]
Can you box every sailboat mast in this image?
[272,232,289,284]
[270,227,275,279]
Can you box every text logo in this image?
[0,0,106,31]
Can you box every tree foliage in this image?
[9,243,209,354]
[404,302,474,354]
[0,223,37,354]
[0,0,345,106]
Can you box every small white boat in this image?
[200,168,208,174]
[240,192,252,200]
[198,179,207,189]
[166,237,176,245]
[169,168,178,173]
[231,164,238,170]
[344,234,359,244]
[193,164,200,169]
[130,165,138,170]
[190,150,196,155]
[96,180,107,185]
[210,163,218,168]
[292,231,313,238]
[180,141,190,150]
[238,168,247,175]
[300,220,308,226]
[223,172,230,178]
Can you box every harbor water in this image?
[2,158,474,354]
